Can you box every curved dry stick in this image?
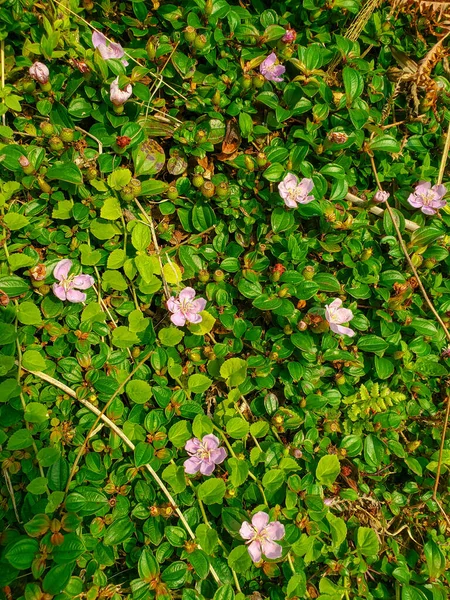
[345,192,420,232]
[20,366,222,586]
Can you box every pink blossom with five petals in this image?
[52,259,94,303]
[92,31,128,65]
[167,287,206,327]
[260,53,286,82]
[407,182,446,215]
[239,512,285,562]
[325,298,355,337]
[183,435,227,476]
[278,173,314,208]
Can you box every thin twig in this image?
[369,155,450,343]
[433,392,450,500]
[74,126,102,155]
[1,459,21,523]
[345,192,420,232]
[1,40,5,126]
[134,198,171,300]
[437,120,450,185]
[20,366,223,586]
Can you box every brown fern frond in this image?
[390,0,450,35]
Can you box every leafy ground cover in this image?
[1,0,450,599]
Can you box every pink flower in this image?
[92,31,128,65]
[239,512,285,563]
[325,298,355,337]
[110,77,133,106]
[278,173,314,208]
[19,155,30,168]
[184,434,227,476]
[29,62,49,84]
[282,29,296,43]
[407,182,446,215]
[52,259,94,303]
[167,287,206,327]
[260,53,285,82]
[373,190,390,203]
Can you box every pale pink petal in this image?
[52,283,67,301]
[432,184,446,199]
[239,521,255,540]
[66,289,87,303]
[53,259,72,281]
[210,448,227,464]
[265,522,285,541]
[202,434,220,451]
[185,438,202,454]
[421,206,437,215]
[415,182,431,195]
[431,198,446,208]
[92,31,107,48]
[335,308,353,324]
[281,173,299,190]
[170,311,186,327]
[262,52,277,68]
[327,298,342,312]
[251,512,270,532]
[73,274,95,290]
[407,194,423,208]
[247,541,262,563]
[185,311,202,324]
[184,456,201,474]
[179,287,196,301]
[199,459,216,476]
[167,297,180,313]
[295,193,315,204]
[283,196,299,209]
[261,540,282,559]
[298,178,314,194]
[331,323,355,337]
[191,298,207,313]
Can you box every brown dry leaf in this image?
[221,118,241,155]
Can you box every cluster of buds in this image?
[120,178,142,201]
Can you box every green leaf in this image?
[103,517,135,546]
[134,442,154,467]
[47,163,83,184]
[188,310,216,335]
[342,66,364,104]
[162,463,186,494]
[5,538,39,569]
[168,420,192,448]
[4,212,30,230]
[100,196,123,220]
[17,301,42,325]
[132,222,151,251]
[220,358,248,387]
[238,112,253,138]
[25,402,49,423]
[369,134,401,153]
[126,380,152,404]
[197,479,226,504]
[0,275,29,296]
[228,545,252,573]
[356,526,379,556]
[188,373,212,394]
[7,429,33,450]
[357,335,389,353]
[316,455,340,487]
[327,513,347,549]
[138,548,160,579]
[213,585,235,600]
[287,573,307,599]
[111,327,140,348]
[158,327,185,347]
[226,417,249,439]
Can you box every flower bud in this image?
[212,90,221,105]
[256,152,267,167]
[40,121,54,136]
[49,136,64,152]
[411,253,423,267]
[192,174,204,188]
[86,167,98,181]
[60,128,74,143]
[360,248,372,261]
[204,0,213,15]
[24,123,37,136]
[110,77,132,106]
[297,320,307,331]
[327,131,348,144]
[282,29,296,43]
[423,258,436,269]
[130,178,142,196]
[215,181,229,198]
[373,190,390,203]
[167,185,178,200]
[121,185,135,201]
[201,181,215,198]
[146,40,156,60]
[244,155,255,172]
[19,155,34,175]
[29,61,49,85]
[37,178,51,194]
[198,269,209,283]
[193,34,207,50]
[241,74,252,90]
[278,287,289,298]
[302,266,315,280]
[252,73,265,88]
[195,129,207,144]
[30,264,47,281]
[184,26,196,43]
[213,269,225,282]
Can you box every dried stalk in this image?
[345,192,420,232]
[21,366,223,587]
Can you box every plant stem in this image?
[433,390,450,500]
[438,119,450,185]
[369,155,450,344]
[20,365,223,586]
